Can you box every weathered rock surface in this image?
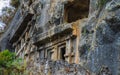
[0,0,120,75]
[79,0,120,75]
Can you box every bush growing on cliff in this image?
[0,50,15,67]
[0,50,27,75]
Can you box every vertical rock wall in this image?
[0,0,120,75]
[79,0,120,75]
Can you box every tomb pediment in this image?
[32,23,77,45]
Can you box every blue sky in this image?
[0,0,10,29]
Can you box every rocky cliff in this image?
[0,0,120,75]
[82,0,120,74]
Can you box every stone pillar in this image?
[66,39,72,63]
[72,21,80,64]
[52,45,58,61]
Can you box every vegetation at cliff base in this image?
[0,50,27,75]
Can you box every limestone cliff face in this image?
[0,0,120,75]
[81,0,120,74]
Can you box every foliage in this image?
[0,50,28,75]
[0,50,15,67]
[10,0,20,8]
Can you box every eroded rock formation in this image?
[0,0,120,75]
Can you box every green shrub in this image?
[0,50,28,75]
[0,50,15,67]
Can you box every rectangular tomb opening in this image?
[64,0,89,23]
